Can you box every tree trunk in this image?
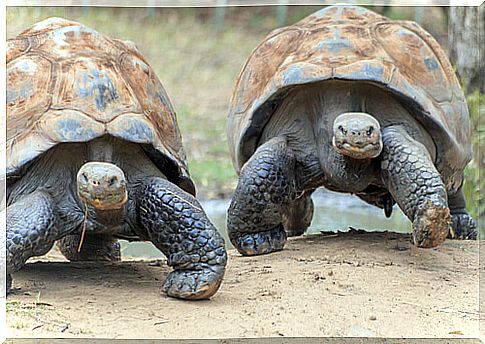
[448,7,484,93]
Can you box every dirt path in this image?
[6,231,480,339]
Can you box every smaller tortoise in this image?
[6,18,227,299]
[226,5,476,256]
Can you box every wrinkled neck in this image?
[88,136,114,162]
[93,206,127,227]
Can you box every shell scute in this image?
[53,57,139,122]
[119,52,184,159]
[374,23,452,103]
[39,109,105,143]
[7,54,52,142]
[108,114,155,144]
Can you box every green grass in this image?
[462,90,484,236]
[7,6,472,207]
[7,7,265,198]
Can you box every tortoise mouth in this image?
[332,137,383,159]
[78,192,128,210]
[77,162,128,211]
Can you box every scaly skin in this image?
[57,234,121,262]
[448,188,477,239]
[139,177,227,300]
[381,126,450,248]
[227,137,297,255]
[282,190,315,237]
[6,191,59,293]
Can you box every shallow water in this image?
[121,189,411,258]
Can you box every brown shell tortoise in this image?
[6,17,227,300]
[226,5,476,256]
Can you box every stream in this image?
[121,189,412,258]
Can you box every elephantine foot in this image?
[163,267,225,300]
[232,225,287,256]
[412,201,450,248]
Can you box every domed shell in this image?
[7,17,195,195]
[227,5,472,192]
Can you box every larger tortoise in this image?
[5,17,227,299]
[226,5,476,256]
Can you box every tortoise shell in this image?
[6,17,195,195]
[227,5,471,192]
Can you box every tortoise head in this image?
[77,162,128,210]
[332,112,383,160]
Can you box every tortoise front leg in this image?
[6,191,60,293]
[381,126,450,248]
[227,137,297,255]
[138,177,227,300]
[448,187,477,239]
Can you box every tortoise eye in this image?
[366,127,374,136]
[338,125,347,135]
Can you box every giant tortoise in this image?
[226,5,476,256]
[6,17,227,299]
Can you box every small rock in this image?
[370,315,377,321]
[149,261,161,267]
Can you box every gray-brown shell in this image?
[227,5,471,192]
[6,17,195,194]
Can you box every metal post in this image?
[276,0,289,27]
[147,0,156,20]
[214,0,227,31]
[414,7,423,24]
[82,0,90,15]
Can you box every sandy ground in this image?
[5,231,481,339]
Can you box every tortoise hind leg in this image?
[57,235,121,261]
[227,137,297,255]
[381,126,450,248]
[282,190,314,237]
[447,187,477,239]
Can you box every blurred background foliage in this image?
[6,5,482,232]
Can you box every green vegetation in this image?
[7,6,479,217]
[6,299,49,320]
[463,90,484,236]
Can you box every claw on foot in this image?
[412,201,450,248]
[450,213,477,240]
[163,267,224,300]
[232,225,287,256]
